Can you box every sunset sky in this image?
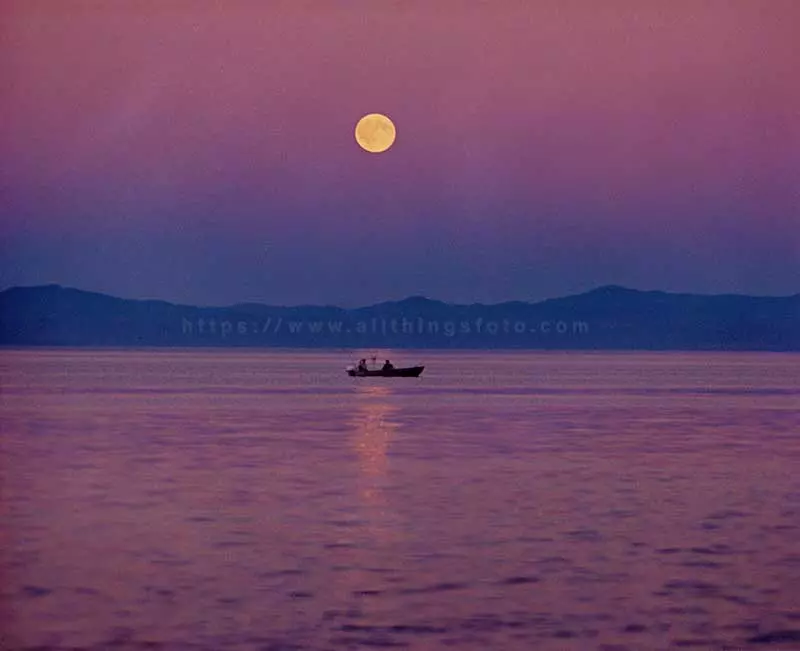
[2,1,798,306]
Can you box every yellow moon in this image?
[355,113,396,153]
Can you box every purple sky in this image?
[2,2,798,306]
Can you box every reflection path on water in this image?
[320,383,403,622]
[350,383,397,531]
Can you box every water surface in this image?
[2,350,799,650]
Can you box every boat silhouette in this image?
[346,359,424,377]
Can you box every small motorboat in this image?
[346,361,424,377]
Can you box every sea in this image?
[1,349,798,651]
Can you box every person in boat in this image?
[357,359,368,373]
[382,359,394,371]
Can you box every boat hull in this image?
[346,365,424,378]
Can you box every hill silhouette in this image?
[1,284,798,350]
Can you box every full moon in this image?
[355,113,396,153]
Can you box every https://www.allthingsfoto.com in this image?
[181,316,591,338]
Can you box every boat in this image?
[346,362,424,377]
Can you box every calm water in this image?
[1,349,799,651]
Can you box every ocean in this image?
[1,349,798,650]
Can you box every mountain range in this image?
[1,284,798,350]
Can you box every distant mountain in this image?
[1,284,798,350]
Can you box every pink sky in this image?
[2,1,798,304]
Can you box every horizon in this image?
[3,281,799,311]
[2,3,799,305]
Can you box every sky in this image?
[2,1,798,306]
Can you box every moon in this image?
[355,113,396,153]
